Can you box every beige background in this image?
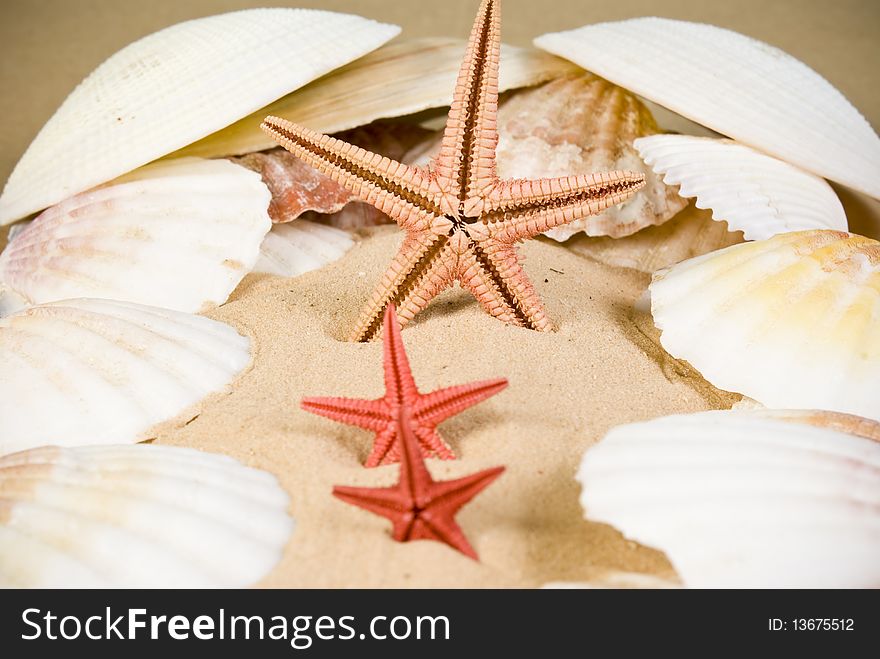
[1,0,878,233]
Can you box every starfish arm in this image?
[261,116,441,230]
[457,239,553,331]
[410,516,478,560]
[380,304,419,405]
[425,466,506,517]
[364,425,400,468]
[431,0,502,214]
[332,484,412,528]
[415,378,508,426]
[350,232,459,342]
[480,170,646,240]
[300,396,391,432]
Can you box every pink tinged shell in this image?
[493,74,686,241]
[236,122,440,228]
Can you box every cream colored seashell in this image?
[634,135,847,240]
[0,298,251,455]
[650,230,880,420]
[176,38,579,160]
[0,444,293,587]
[535,18,880,199]
[0,9,399,224]
[0,158,271,313]
[494,74,686,240]
[0,283,27,318]
[255,221,354,278]
[577,410,880,588]
[747,408,880,442]
[568,204,743,274]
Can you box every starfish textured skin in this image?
[302,305,508,467]
[333,405,505,560]
[262,0,645,341]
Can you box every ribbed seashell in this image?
[0,298,251,455]
[650,230,880,420]
[0,444,293,587]
[568,204,743,274]
[535,18,880,199]
[0,9,399,225]
[255,221,354,278]
[176,38,579,161]
[494,74,686,240]
[634,135,847,240]
[577,410,880,588]
[0,158,271,313]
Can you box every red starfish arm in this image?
[426,466,506,517]
[480,171,646,240]
[261,116,440,230]
[431,0,501,214]
[380,303,419,404]
[410,515,478,560]
[350,232,459,342]
[364,425,399,468]
[414,378,508,426]
[457,238,553,331]
[300,396,390,432]
[332,484,413,531]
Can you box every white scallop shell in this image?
[634,136,847,240]
[0,298,251,455]
[0,444,293,587]
[535,18,880,199]
[0,158,271,313]
[577,410,880,588]
[0,9,399,224]
[649,230,880,420]
[255,221,354,278]
[177,38,578,160]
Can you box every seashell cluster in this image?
[0,444,294,587]
[0,9,400,225]
[535,17,880,199]
[0,1,877,590]
[179,37,577,161]
[577,410,880,588]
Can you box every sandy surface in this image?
[146,225,736,587]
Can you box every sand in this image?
[144,223,736,588]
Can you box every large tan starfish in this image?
[262,0,645,341]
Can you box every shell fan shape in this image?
[650,230,880,420]
[0,8,400,224]
[0,298,252,455]
[634,135,847,241]
[535,18,880,199]
[0,444,293,587]
[0,157,271,313]
[577,410,880,588]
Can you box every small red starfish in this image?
[302,304,507,467]
[333,406,505,560]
